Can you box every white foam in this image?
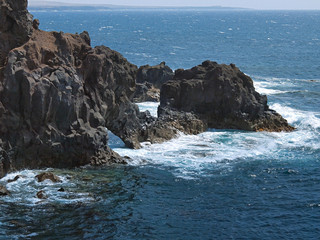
[113,100,320,179]
[271,103,320,130]
[254,82,287,95]
[0,170,94,206]
[136,102,159,117]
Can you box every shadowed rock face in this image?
[133,62,173,103]
[160,60,295,132]
[0,0,33,67]
[136,62,174,89]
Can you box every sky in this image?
[28,0,320,10]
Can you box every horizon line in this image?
[28,1,320,10]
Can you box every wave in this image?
[0,170,95,206]
[113,102,320,178]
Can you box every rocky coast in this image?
[0,0,294,179]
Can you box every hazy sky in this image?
[28,0,320,10]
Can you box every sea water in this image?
[0,9,319,239]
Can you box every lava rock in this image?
[36,190,47,199]
[7,175,22,183]
[36,172,61,183]
[0,184,10,196]
[58,187,65,192]
[0,0,144,176]
[0,0,33,67]
[136,62,174,89]
[160,60,294,132]
[133,82,160,102]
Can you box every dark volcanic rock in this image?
[134,62,173,102]
[136,62,174,89]
[0,0,148,177]
[36,172,61,183]
[7,175,22,183]
[160,60,294,132]
[0,0,33,67]
[0,0,294,179]
[133,82,160,102]
[0,184,10,196]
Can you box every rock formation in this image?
[36,172,61,183]
[0,184,10,196]
[0,0,294,178]
[0,0,33,67]
[0,0,145,177]
[159,60,294,132]
[133,82,160,102]
[133,62,173,102]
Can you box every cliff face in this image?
[0,0,144,177]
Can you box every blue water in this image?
[0,9,320,239]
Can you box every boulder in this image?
[7,175,22,183]
[160,60,294,132]
[36,172,61,183]
[36,190,47,199]
[0,184,10,196]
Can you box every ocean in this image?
[0,8,320,239]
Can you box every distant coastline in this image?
[28,1,248,10]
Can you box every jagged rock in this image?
[133,82,160,102]
[0,0,33,67]
[160,60,295,132]
[0,184,10,196]
[36,172,61,183]
[0,0,295,178]
[136,62,174,89]
[0,0,146,177]
[133,62,173,102]
[36,190,47,199]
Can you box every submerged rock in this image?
[160,60,294,132]
[36,172,61,183]
[7,175,22,183]
[36,190,47,199]
[0,184,10,196]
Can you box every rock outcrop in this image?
[160,60,294,132]
[133,82,160,102]
[0,0,146,177]
[133,62,173,102]
[0,0,294,178]
[0,0,33,67]
[36,172,61,183]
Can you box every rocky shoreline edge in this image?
[0,0,294,181]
